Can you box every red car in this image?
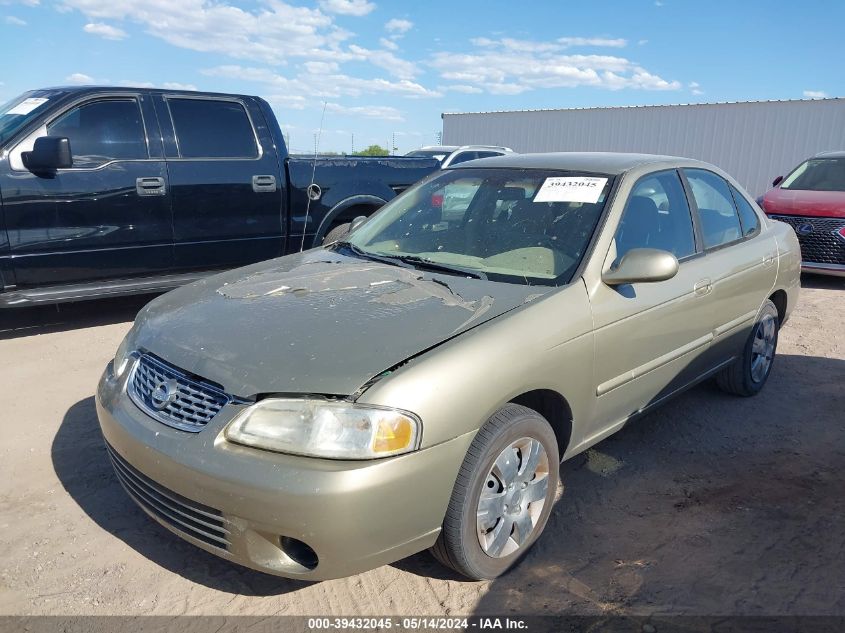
[759,151,845,277]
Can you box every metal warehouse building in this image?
[442,98,845,196]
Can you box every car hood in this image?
[133,249,550,398]
[763,187,845,218]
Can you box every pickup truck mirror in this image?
[348,215,368,233]
[602,248,679,286]
[772,175,784,187]
[22,136,73,172]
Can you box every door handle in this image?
[694,278,712,296]
[763,253,775,267]
[136,177,166,197]
[252,174,277,193]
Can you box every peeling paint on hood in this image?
[133,250,553,398]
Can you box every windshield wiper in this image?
[332,241,415,269]
[378,254,488,280]
[333,241,487,279]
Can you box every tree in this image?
[354,144,389,156]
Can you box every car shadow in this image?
[0,294,158,341]
[52,396,309,596]
[801,273,844,290]
[464,353,845,616]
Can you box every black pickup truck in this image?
[0,87,439,307]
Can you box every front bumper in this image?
[96,362,474,581]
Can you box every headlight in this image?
[113,335,132,378]
[224,399,421,460]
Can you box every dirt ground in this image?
[0,276,842,618]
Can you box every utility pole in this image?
[391,132,397,156]
[351,132,354,155]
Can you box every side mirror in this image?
[348,215,368,233]
[602,248,679,286]
[22,136,73,172]
[772,175,784,187]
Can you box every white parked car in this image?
[406,145,515,168]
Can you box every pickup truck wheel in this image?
[716,299,779,397]
[322,223,351,245]
[431,404,559,580]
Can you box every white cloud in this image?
[304,60,339,74]
[803,90,828,99]
[430,37,682,95]
[202,64,439,99]
[379,37,398,51]
[83,21,127,39]
[440,84,483,94]
[4,15,26,25]
[65,72,95,84]
[325,102,404,121]
[62,0,352,65]
[318,0,374,16]
[557,36,627,48]
[689,81,703,96]
[162,81,198,90]
[385,18,412,34]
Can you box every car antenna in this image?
[300,101,328,252]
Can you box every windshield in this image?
[781,158,845,192]
[343,168,614,286]
[0,91,60,146]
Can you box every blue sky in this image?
[1,0,842,154]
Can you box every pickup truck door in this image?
[0,93,173,288]
[155,95,284,271]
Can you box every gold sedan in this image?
[98,153,801,581]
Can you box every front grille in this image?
[770,214,845,265]
[106,443,231,550]
[128,353,232,432]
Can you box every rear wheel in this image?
[716,299,779,396]
[431,404,559,580]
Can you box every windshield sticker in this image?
[6,97,49,116]
[533,177,608,204]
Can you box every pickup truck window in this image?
[168,98,258,159]
[46,99,147,167]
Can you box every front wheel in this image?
[431,404,559,580]
[716,299,780,396]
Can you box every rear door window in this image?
[684,169,743,249]
[168,98,258,159]
[47,99,147,167]
[729,185,761,237]
[448,151,478,165]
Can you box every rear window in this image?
[168,98,258,159]
[781,158,845,192]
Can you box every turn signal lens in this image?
[373,417,415,454]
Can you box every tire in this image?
[431,404,559,580]
[322,222,352,245]
[716,299,779,397]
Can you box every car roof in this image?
[416,146,459,152]
[448,151,704,175]
[813,150,845,159]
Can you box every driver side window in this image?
[47,99,147,168]
[614,170,696,262]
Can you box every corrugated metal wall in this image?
[442,99,845,196]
